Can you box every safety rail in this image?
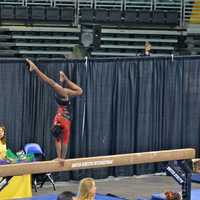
[54,0,76,7]
[0,0,183,9]
[0,0,25,6]
[78,0,93,8]
[95,0,123,10]
[154,0,183,26]
[24,0,53,6]
[124,0,153,10]
[154,0,182,11]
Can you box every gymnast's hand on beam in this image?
[25,58,37,72]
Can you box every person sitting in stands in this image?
[0,125,7,160]
[144,41,152,56]
[75,178,96,200]
[57,191,75,200]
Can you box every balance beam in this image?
[0,148,195,177]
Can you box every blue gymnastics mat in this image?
[20,189,200,200]
[21,193,126,200]
[151,189,200,200]
[191,173,200,183]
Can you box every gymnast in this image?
[25,58,83,160]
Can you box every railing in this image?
[78,0,93,8]
[95,0,123,10]
[54,0,76,7]
[154,0,182,11]
[24,0,53,6]
[124,0,153,10]
[154,0,183,26]
[0,0,181,9]
[0,0,199,27]
[0,0,25,6]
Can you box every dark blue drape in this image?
[0,56,200,180]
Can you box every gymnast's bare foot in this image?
[59,71,65,82]
[53,158,65,166]
[26,58,37,72]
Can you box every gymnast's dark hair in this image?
[51,124,62,138]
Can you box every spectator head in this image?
[77,177,96,200]
[57,191,75,200]
[165,191,181,200]
[144,41,152,55]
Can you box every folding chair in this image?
[24,143,56,192]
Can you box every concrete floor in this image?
[32,174,200,200]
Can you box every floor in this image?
[32,174,200,200]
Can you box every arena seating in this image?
[92,28,185,57]
[0,0,198,57]
[0,0,181,26]
[0,25,184,58]
[0,26,79,57]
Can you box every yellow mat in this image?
[0,175,32,199]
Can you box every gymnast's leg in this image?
[61,120,71,159]
[25,58,68,97]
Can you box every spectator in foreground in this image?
[76,177,96,200]
[165,191,182,200]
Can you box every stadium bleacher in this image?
[0,0,198,57]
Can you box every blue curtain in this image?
[0,56,200,180]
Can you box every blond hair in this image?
[77,178,95,200]
[145,41,151,49]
